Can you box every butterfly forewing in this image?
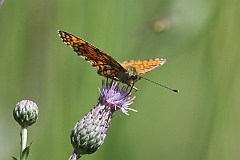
[58,30,126,78]
[121,58,166,75]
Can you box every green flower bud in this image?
[13,100,39,128]
[70,104,112,159]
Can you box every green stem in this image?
[20,127,28,159]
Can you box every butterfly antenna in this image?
[140,76,179,93]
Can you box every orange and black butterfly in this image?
[58,30,178,92]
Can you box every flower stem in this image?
[20,127,28,158]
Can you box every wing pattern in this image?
[121,58,166,75]
[58,30,126,79]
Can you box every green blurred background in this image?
[1,0,240,159]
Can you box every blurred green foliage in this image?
[1,0,240,160]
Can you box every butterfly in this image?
[58,30,178,92]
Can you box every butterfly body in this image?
[58,30,166,88]
[115,66,140,86]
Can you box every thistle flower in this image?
[69,80,137,159]
[13,99,39,160]
[13,100,39,128]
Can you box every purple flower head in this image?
[99,80,137,115]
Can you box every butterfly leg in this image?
[128,85,133,94]
[127,84,138,91]
[133,86,138,91]
[106,77,113,86]
[127,83,137,96]
[110,78,114,87]
[124,86,132,98]
[106,77,109,87]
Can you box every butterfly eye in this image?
[126,66,137,75]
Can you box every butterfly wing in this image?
[58,30,127,79]
[120,58,166,75]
